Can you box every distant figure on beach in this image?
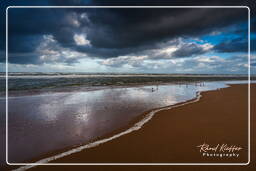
[152,88,154,92]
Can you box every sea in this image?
[0,72,252,95]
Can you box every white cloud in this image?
[100,55,147,68]
[141,38,214,60]
[37,35,88,64]
[99,53,250,74]
[73,34,91,46]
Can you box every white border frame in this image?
[5,6,251,167]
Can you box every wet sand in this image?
[4,83,255,171]
[16,83,255,171]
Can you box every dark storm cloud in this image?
[0,0,252,65]
[79,8,248,49]
[7,8,78,46]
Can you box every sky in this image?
[0,0,256,74]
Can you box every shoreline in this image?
[52,84,249,162]
[14,87,204,165]
[12,83,250,170]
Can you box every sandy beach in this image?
[11,83,252,171]
[2,3,255,170]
